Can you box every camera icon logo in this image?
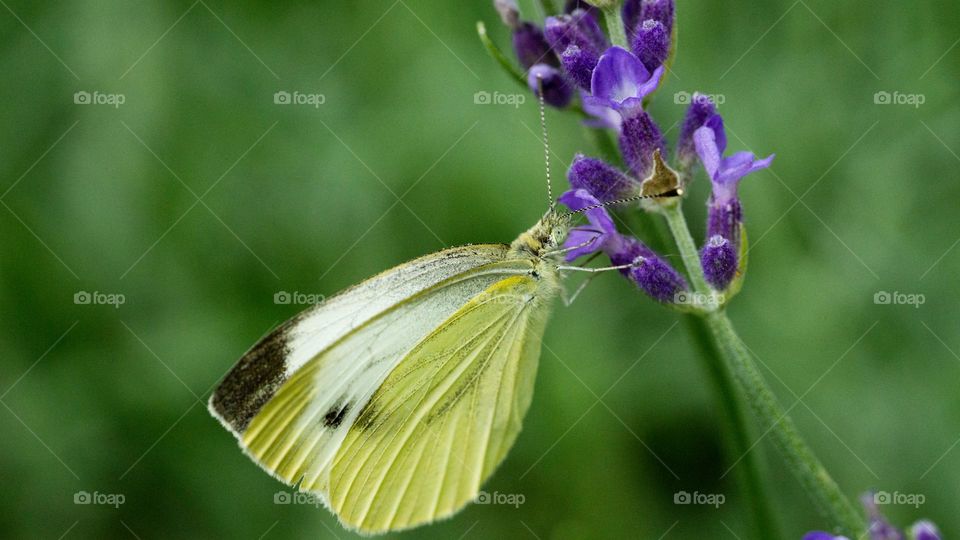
[273,491,291,504]
[473,91,492,105]
[673,91,691,105]
[873,291,891,305]
[475,491,491,504]
[274,291,291,304]
[874,491,891,505]
[74,91,91,105]
[873,91,892,105]
[674,291,690,305]
[274,91,291,105]
[74,291,92,305]
[74,491,91,504]
[674,491,691,504]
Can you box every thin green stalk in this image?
[705,311,863,535]
[662,202,864,536]
[682,315,779,539]
[602,5,629,50]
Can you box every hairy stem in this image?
[602,5,629,50]
[663,202,863,535]
[682,315,780,539]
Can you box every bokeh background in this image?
[1,1,957,538]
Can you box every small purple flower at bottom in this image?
[558,189,688,303]
[567,154,638,202]
[802,533,850,540]
[804,492,942,540]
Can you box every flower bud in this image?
[609,236,689,303]
[701,235,737,290]
[513,22,555,70]
[624,0,674,38]
[707,197,742,248]
[631,19,669,72]
[545,9,607,59]
[911,521,941,540]
[567,154,636,201]
[618,106,666,179]
[528,64,574,108]
[560,44,599,90]
[676,94,720,170]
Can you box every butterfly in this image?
[207,97,680,534]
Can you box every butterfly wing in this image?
[208,245,539,506]
[327,274,553,533]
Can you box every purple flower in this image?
[676,93,719,169]
[802,534,849,540]
[693,115,772,290]
[804,493,942,540]
[558,189,688,302]
[631,19,670,72]
[528,64,574,108]
[911,521,941,540]
[624,0,675,40]
[558,189,620,260]
[619,106,667,179]
[512,22,556,70]
[568,154,638,202]
[701,235,737,289]
[560,44,599,91]
[693,120,773,204]
[587,46,665,115]
[545,9,608,60]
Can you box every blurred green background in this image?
[1,0,957,538]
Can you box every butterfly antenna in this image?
[536,75,555,212]
[559,188,684,219]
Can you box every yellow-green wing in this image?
[328,274,553,534]
[210,245,536,502]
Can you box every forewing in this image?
[328,275,552,533]
[208,245,532,495]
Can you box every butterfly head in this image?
[510,211,570,261]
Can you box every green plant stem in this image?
[682,315,779,539]
[602,5,629,49]
[662,202,864,536]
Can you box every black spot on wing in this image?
[322,402,350,428]
[210,324,291,433]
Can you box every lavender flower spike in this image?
[802,533,850,540]
[910,521,941,540]
[544,8,607,59]
[558,189,689,303]
[624,0,675,39]
[567,154,638,202]
[676,93,720,170]
[694,116,773,290]
[619,106,667,179]
[631,19,670,72]
[512,22,556,70]
[583,46,665,132]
